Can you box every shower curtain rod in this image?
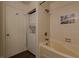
[40,1,46,5]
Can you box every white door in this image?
[27,12,36,55]
[6,5,27,57]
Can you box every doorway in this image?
[27,9,37,56]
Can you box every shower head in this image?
[40,1,46,5]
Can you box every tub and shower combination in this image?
[40,40,79,58]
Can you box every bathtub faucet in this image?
[45,38,49,45]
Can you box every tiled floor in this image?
[10,50,36,58]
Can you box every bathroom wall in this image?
[50,2,79,52]
[38,2,50,44]
[27,1,38,12]
[6,1,28,11]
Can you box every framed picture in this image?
[60,13,75,24]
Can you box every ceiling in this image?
[22,1,31,4]
[22,1,54,5]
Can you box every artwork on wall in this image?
[60,13,75,24]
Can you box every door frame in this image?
[27,9,36,55]
[27,8,39,57]
[1,2,6,57]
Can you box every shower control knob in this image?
[44,32,47,36]
[6,34,10,36]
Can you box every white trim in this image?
[35,2,39,57]
[2,2,6,57]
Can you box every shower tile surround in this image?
[50,2,79,55]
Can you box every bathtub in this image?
[39,41,79,58]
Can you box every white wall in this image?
[50,2,79,52]
[6,1,28,11]
[38,2,50,44]
[27,1,38,12]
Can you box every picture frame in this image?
[60,13,75,24]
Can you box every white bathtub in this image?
[40,42,79,58]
